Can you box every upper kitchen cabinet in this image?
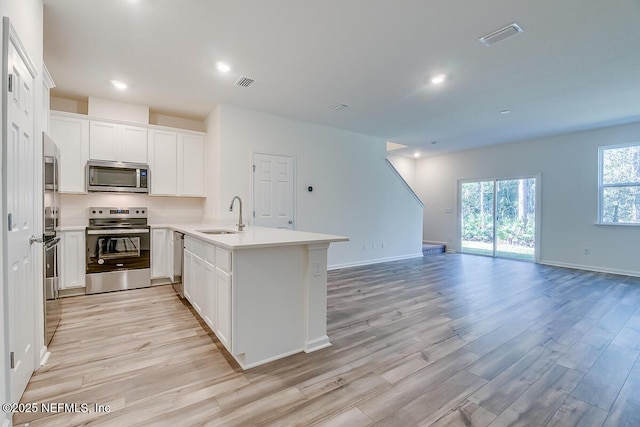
[49,112,89,193]
[148,129,205,197]
[89,121,148,164]
[147,129,177,195]
[178,133,205,197]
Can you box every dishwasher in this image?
[172,231,185,297]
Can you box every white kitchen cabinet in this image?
[178,133,205,196]
[203,259,217,330]
[49,113,89,193]
[89,121,147,163]
[151,228,169,279]
[148,129,204,197]
[191,252,204,315]
[170,227,343,369]
[147,129,178,195]
[168,232,175,282]
[183,247,193,302]
[181,236,231,350]
[59,230,86,289]
[216,267,232,350]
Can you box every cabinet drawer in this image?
[216,247,232,273]
[184,236,194,252]
[192,239,204,258]
[204,243,215,264]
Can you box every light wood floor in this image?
[15,254,640,426]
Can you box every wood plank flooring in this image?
[14,254,640,426]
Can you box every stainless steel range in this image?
[85,207,151,294]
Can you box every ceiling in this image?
[43,0,640,158]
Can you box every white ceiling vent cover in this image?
[330,103,349,111]
[479,23,523,46]
[235,76,255,87]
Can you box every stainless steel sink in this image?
[197,229,239,235]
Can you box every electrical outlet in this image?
[372,242,376,249]
[381,241,385,249]
[584,248,591,255]
[313,262,322,277]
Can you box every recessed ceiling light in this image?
[414,152,421,158]
[500,109,511,115]
[110,80,127,90]
[431,74,446,85]
[216,62,231,73]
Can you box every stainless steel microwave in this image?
[86,160,149,193]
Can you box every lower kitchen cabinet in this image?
[203,259,217,330]
[183,236,232,352]
[215,267,232,350]
[151,228,169,279]
[172,227,342,369]
[168,236,175,282]
[183,248,193,302]
[59,230,85,289]
[191,252,204,315]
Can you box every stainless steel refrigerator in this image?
[43,132,61,346]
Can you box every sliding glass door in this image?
[461,181,494,256]
[460,177,537,261]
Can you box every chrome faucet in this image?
[229,196,245,231]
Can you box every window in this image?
[599,143,640,224]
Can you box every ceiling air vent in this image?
[330,103,349,111]
[235,76,255,87]
[479,23,523,47]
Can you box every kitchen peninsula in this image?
[168,224,348,369]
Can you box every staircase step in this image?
[422,243,446,255]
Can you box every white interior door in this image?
[253,153,294,229]
[4,21,37,402]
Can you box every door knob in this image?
[288,220,293,224]
[29,235,44,245]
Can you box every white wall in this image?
[1,0,44,422]
[59,194,205,226]
[387,154,416,189]
[415,121,640,277]
[205,105,424,268]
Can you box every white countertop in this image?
[57,225,86,232]
[169,223,349,250]
[58,223,348,249]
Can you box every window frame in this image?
[598,141,640,225]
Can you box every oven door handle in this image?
[87,228,150,235]
[44,236,61,249]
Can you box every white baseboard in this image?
[39,350,51,368]
[237,347,305,370]
[539,260,640,278]
[328,252,424,270]
[305,335,331,353]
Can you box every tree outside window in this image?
[599,143,640,224]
